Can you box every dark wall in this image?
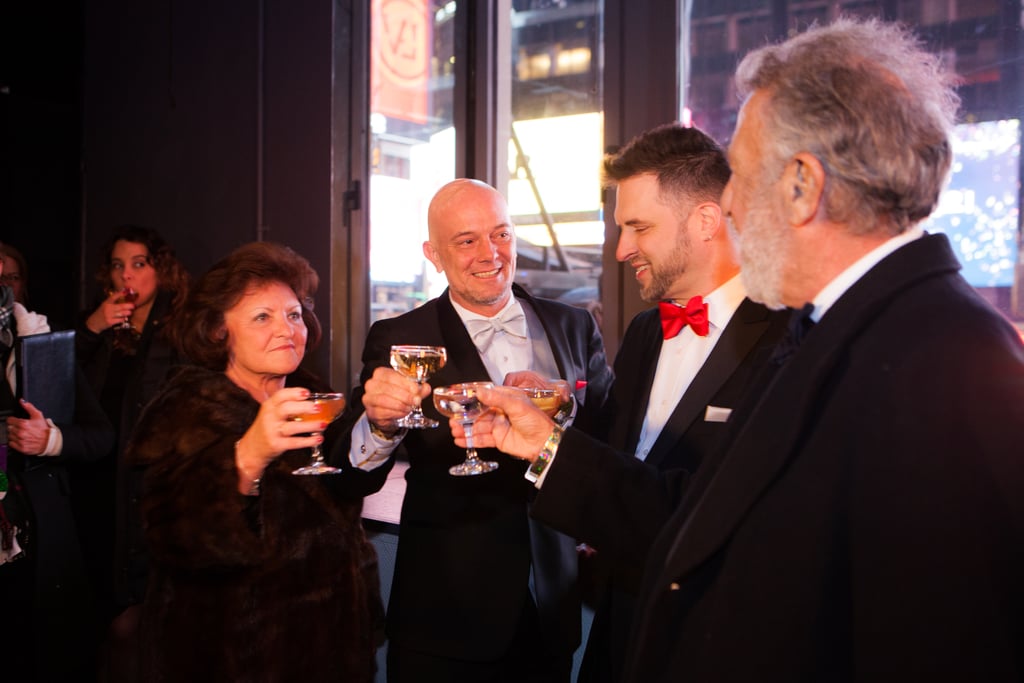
[601,0,679,360]
[81,0,339,377]
[0,2,83,330]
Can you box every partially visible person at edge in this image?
[0,250,116,682]
[0,241,30,306]
[334,178,613,682]
[453,17,1024,682]
[73,225,190,682]
[576,123,789,683]
[128,241,387,682]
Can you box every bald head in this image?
[427,179,510,243]
[422,179,518,316]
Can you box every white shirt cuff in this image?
[350,413,401,470]
[42,418,62,456]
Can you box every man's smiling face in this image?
[424,181,518,317]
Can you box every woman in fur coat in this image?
[128,242,389,682]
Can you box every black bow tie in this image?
[771,303,816,365]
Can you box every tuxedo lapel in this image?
[645,299,772,467]
[433,292,492,384]
[520,286,574,379]
[513,286,586,652]
[656,235,963,583]
[611,312,662,454]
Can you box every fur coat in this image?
[129,365,383,682]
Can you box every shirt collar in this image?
[810,227,924,322]
[704,273,746,332]
[449,292,522,324]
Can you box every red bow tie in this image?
[659,296,709,339]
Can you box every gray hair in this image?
[735,17,960,235]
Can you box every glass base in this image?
[448,459,499,476]
[396,412,439,429]
[292,462,343,475]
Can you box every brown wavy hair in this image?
[95,224,190,314]
[171,241,322,370]
[602,123,731,213]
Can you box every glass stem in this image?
[410,381,425,417]
[464,421,477,461]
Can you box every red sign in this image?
[372,0,431,124]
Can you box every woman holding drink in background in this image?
[128,241,387,682]
[73,225,191,681]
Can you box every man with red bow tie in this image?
[573,123,790,683]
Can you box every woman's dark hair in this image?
[95,224,190,312]
[171,241,322,370]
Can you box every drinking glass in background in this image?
[512,379,573,425]
[113,287,138,329]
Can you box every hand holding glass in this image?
[291,392,347,475]
[390,345,447,429]
[433,382,497,476]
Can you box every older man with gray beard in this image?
[454,17,1024,682]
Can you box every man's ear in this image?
[422,241,444,274]
[694,202,723,242]
[784,153,825,226]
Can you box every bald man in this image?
[335,179,613,682]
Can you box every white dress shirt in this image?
[634,274,747,461]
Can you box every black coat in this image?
[534,234,1024,681]
[129,365,389,683]
[0,352,115,681]
[74,290,183,609]
[579,297,788,683]
[336,284,613,662]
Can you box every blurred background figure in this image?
[0,242,30,307]
[129,241,387,681]
[73,225,190,682]
[0,248,115,682]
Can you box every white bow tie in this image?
[465,309,528,352]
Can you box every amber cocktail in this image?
[292,392,346,475]
[390,345,447,429]
[517,387,562,417]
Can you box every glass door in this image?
[507,0,606,329]
[368,0,458,322]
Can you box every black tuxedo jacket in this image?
[535,234,1024,681]
[339,284,613,662]
[579,297,788,683]
[603,297,788,472]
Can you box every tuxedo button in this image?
[669,582,681,591]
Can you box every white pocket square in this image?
[704,405,732,423]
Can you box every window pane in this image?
[507,0,605,327]
[369,0,457,321]
[683,0,1024,329]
